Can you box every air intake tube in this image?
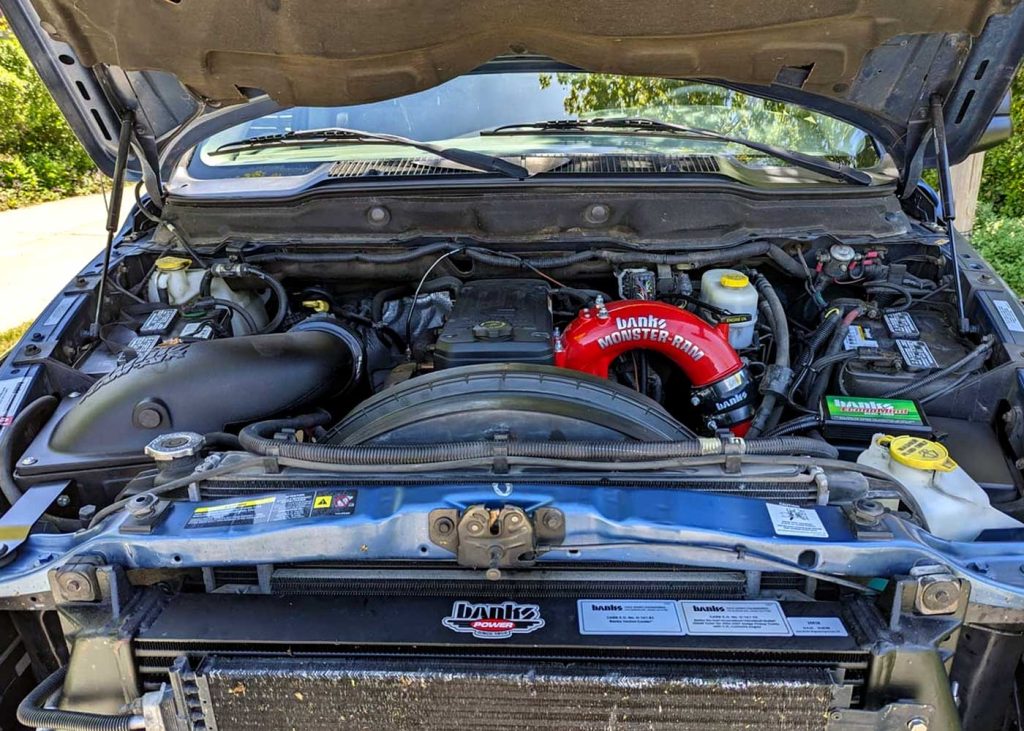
[555,301,754,434]
[46,320,363,458]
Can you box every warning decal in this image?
[0,376,30,428]
[185,490,356,529]
[766,503,829,538]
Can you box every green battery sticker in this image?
[824,395,923,424]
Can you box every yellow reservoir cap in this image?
[155,256,192,272]
[881,435,957,472]
[720,272,749,288]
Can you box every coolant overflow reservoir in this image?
[857,434,1023,541]
[699,269,758,348]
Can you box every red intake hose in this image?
[555,301,754,434]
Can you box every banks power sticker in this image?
[680,600,792,636]
[788,616,849,637]
[185,489,356,529]
[766,503,829,539]
[577,600,685,636]
[442,601,545,639]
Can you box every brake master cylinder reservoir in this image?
[699,269,758,348]
[146,256,267,334]
[857,434,1023,541]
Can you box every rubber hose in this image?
[882,336,995,398]
[207,297,258,336]
[244,265,289,334]
[765,245,810,279]
[419,276,463,296]
[796,310,841,373]
[867,282,914,313]
[746,271,791,437]
[764,414,822,437]
[0,396,79,531]
[251,242,780,270]
[17,667,143,731]
[239,415,838,463]
[805,308,860,408]
[371,285,411,322]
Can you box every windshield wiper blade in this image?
[212,127,529,179]
[485,117,873,185]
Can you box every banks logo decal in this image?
[442,601,545,639]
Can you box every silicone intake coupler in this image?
[555,300,754,434]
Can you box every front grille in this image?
[179,656,842,730]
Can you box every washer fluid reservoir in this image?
[857,434,1023,541]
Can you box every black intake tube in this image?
[240,414,839,463]
[17,667,142,731]
[49,328,362,458]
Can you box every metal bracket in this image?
[429,505,565,579]
[0,481,69,557]
[119,493,172,534]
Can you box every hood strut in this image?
[90,114,134,338]
[930,95,971,336]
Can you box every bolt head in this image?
[907,718,928,731]
[56,495,71,508]
[543,511,563,530]
[20,457,37,466]
[434,517,454,536]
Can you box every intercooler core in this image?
[136,591,869,731]
[177,657,841,730]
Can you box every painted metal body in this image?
[2,483,1024,611]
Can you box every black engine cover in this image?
[434,279,553,368]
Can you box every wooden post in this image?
[951,151,986,235]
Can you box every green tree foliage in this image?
[0,16,99,209]
[538,73,877,165]
[979,68,1024,217]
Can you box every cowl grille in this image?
[326,154,720,178]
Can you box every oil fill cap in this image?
[882,435,957,472]
[473,320,513,340]
[155,256,192,272]
[720,272,749,288]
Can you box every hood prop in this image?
[90,114,134,338]
[930,94,972,335]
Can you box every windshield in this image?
[190,72,879,176]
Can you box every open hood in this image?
[3,0,1024,184]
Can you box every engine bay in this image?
[5,227,1024,730]
[11,235,1023,533]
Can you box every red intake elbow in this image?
[555,301,754,434]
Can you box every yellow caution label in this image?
[193,497,275,514]
[313,495,333,509]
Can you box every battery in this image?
[820,394,932,444]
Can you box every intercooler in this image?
[171,657,844,730]
[134,589,872,731]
